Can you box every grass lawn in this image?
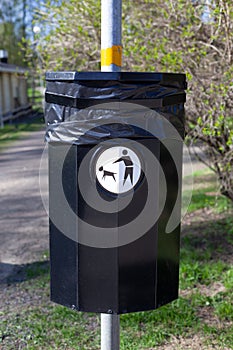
[0,116,44,152]
[1,170,233,349]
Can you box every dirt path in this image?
[0,130,49,282]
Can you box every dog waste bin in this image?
[45,71,186,314]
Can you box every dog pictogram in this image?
[96,146,141,194]
[99,166,116,181]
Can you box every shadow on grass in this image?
[0,260,49,285]
[181,215,233,264]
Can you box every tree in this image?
[122,0,233,201]
[0,0,23,65]
[33,0,233,202]
[30,0,101,71]
[0,0,40,66]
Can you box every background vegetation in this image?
[30,0,233,202]
[1,1,232,201]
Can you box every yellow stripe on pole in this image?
[101,45,122,67]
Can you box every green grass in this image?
[183,169,233,213]
[1,168,233,349]
[187,189,231,213]
[1,264,233,349]
[0,117,44,151]
[180,260,228,289]
[1,305,100,350]
[120,298,199,349]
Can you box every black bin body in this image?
[45,72,186,314]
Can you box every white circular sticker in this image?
[96,146,142,194]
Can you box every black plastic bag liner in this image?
[45,72,187,144]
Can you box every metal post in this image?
[101,314,120,350]
[101,0,122,72]
[101,0,122,349]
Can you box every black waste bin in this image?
[45,72,186,314]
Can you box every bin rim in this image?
[45,71,187,88]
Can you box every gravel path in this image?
[0,130,49,282]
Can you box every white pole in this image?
[101,0,122,349]
[101,313,120,350]
[101,0,122,72]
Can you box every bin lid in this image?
[45,71,187,89]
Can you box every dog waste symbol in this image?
[96,146,142,194]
